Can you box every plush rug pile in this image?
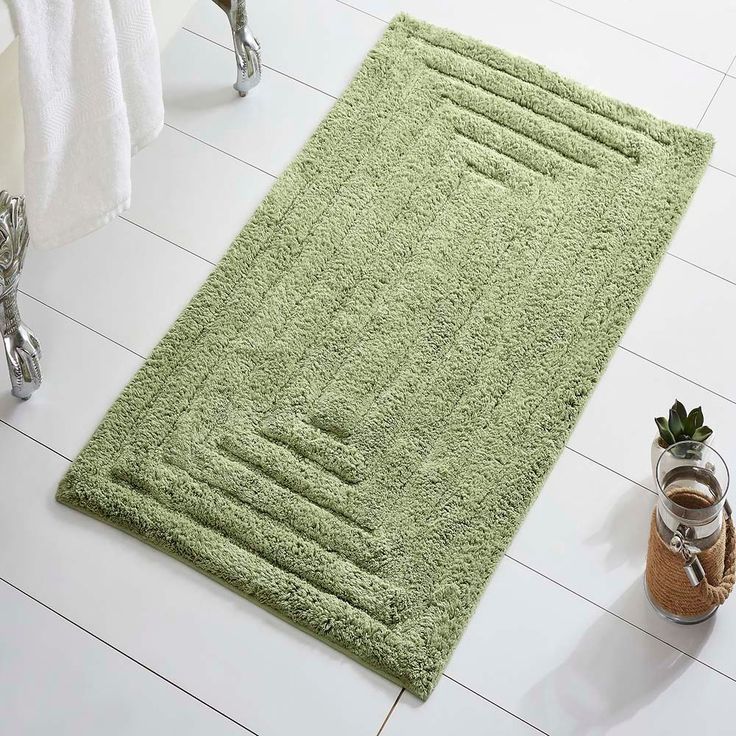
[58,14,712,698]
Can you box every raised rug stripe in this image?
[112,461,409,626]
[172,444,389,573]
[217,430,376,530]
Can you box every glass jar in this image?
[646,440,731,624]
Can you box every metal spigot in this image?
[0,191,42,400]
[669,526,707,587]
[213,0,262,97]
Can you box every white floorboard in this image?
[509,449,736,687]
[128,126,274,263]
[447,560,736,736]
[668,166,736,286]
[162,30,335,176]
[700,75,736,174]
[621,256,736,403]
[0,582,247,736]
[382,678,542,735]
[569,349,736,493]
[3,1,736,734]
[21,218,212,358]
[0,295,141,459]
[548,0,736,72]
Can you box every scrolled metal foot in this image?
[0,191,42,400]
[3,324,42,401]
[213,0,262,97]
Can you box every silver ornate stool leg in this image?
[0,191,42,400]
[213,0,262,97]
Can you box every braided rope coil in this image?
[646,510,736,618]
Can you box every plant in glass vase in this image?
[652,400,713,476]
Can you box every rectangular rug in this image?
[58,14,712,698]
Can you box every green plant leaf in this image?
[693,425,713,442]
[687,406,704,433]
[668,406,684,440]
[673,399,688,423]
[655,416,675,447]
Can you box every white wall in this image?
[0,0,197,193]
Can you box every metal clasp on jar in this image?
[669,526,706,587]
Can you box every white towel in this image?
[8,0,163,249]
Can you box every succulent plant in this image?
[655,400,712,449]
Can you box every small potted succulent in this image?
[652,400,713,477]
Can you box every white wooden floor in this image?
[2,0,736,733]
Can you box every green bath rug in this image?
[59,14,712,698]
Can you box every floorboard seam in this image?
[333,0,729,78]
[163,121,277,178]
[0,576,261,736]
[617,346,736,407]
[503,555,736,686]
[441,675,550,735]
[181,27,338,99]
[709,163,736,179]
[18,290,146,360]
[696,50,736,127]
[564,446,655,496]
[546,0,728,76]
[0,419,72,463]
[666,252,736,289]
[119,215,217,266]
[374,688,404,736]
[334,0,387,24]
[697,73,727,128]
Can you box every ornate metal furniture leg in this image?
[0,191,42,400]
[212,0,262,97]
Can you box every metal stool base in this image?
[213,0,262,96]
[0,191,42,400]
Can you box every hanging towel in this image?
[7,0,163,249]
